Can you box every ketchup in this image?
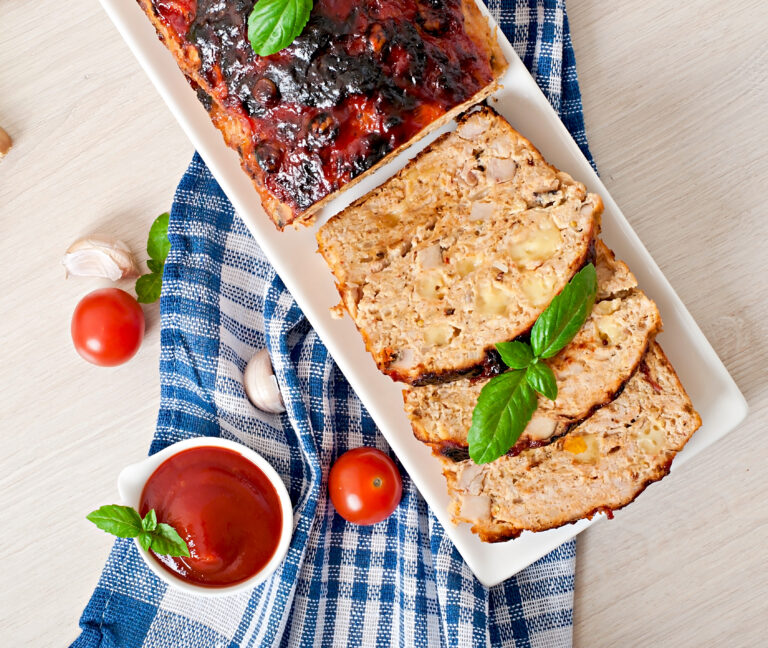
[139,446,284,588]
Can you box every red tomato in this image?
[328,447,403,525]
[71,288,145,366]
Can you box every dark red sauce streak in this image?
[139,446,283,588]
[150,0,495,216]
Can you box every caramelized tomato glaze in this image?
[149,0,496,220]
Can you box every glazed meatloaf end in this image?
[442,342,702,542]
[404,241,660,456]
[137,0,507,229]
[317,107,602,383]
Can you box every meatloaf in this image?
[442,342,701,542]
[404,241,662,457]
[317,107,602,384]
[137,0,507,228]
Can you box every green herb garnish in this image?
[248,0,313,57]
[86,504,189,557]
[468,264,598,464]
[135,212,170,303]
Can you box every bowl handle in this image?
[117,460,151,506]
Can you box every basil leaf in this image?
[138,532,153,552]
[248,0,312,57]
[468,371,538,464]
[86,505,143,538]
[88,504,190,557]
[146,259,164,274]
[495,341,533,369]
[147,212,170,262]
[150,523,190,557]
[135,272,163,304]
[142,509,157,532]
[525,362,558,401]
[136,213,170,303]
[530,263,597,359]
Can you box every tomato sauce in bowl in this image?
[139,446,285,588]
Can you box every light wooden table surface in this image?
[1,1,766,646]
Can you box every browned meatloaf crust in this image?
[317,106,602,384]
[404,241,662,458]
[137,0,507,228]
[442,342,702,542]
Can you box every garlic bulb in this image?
[62,235,139,281]
[243,349,286,414]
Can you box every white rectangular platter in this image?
[100,0,748,587]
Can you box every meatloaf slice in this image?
[403,241,660,457]
[317,107,602,384]
[442,342,701,542]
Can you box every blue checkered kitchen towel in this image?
[73,1,594,646]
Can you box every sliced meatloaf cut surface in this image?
[317,107,602,384]
[442,342,701,542]
[403,241,660,458]
[595,239,636,300]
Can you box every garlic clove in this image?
[243,348,286,414]
[62,235,139,281]
[0,127,12,158]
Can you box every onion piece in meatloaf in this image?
[317,107,602,384]
[404,240,661,458]
[442,342,701,542]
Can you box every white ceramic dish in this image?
[100,0,748,587]
[117,437,293,596]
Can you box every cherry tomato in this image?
[71,288,145,366]
[329,447,403,525]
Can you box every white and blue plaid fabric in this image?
[73,1,594,646]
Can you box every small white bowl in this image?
[117,436,293,596]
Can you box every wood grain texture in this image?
[568,2,768,646]
[0,2,192,645]
[0,1,765,646]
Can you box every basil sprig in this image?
[468,264,598,464]
[135,212,170,303]
[87,504,190,557]
[248,0,313,57]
